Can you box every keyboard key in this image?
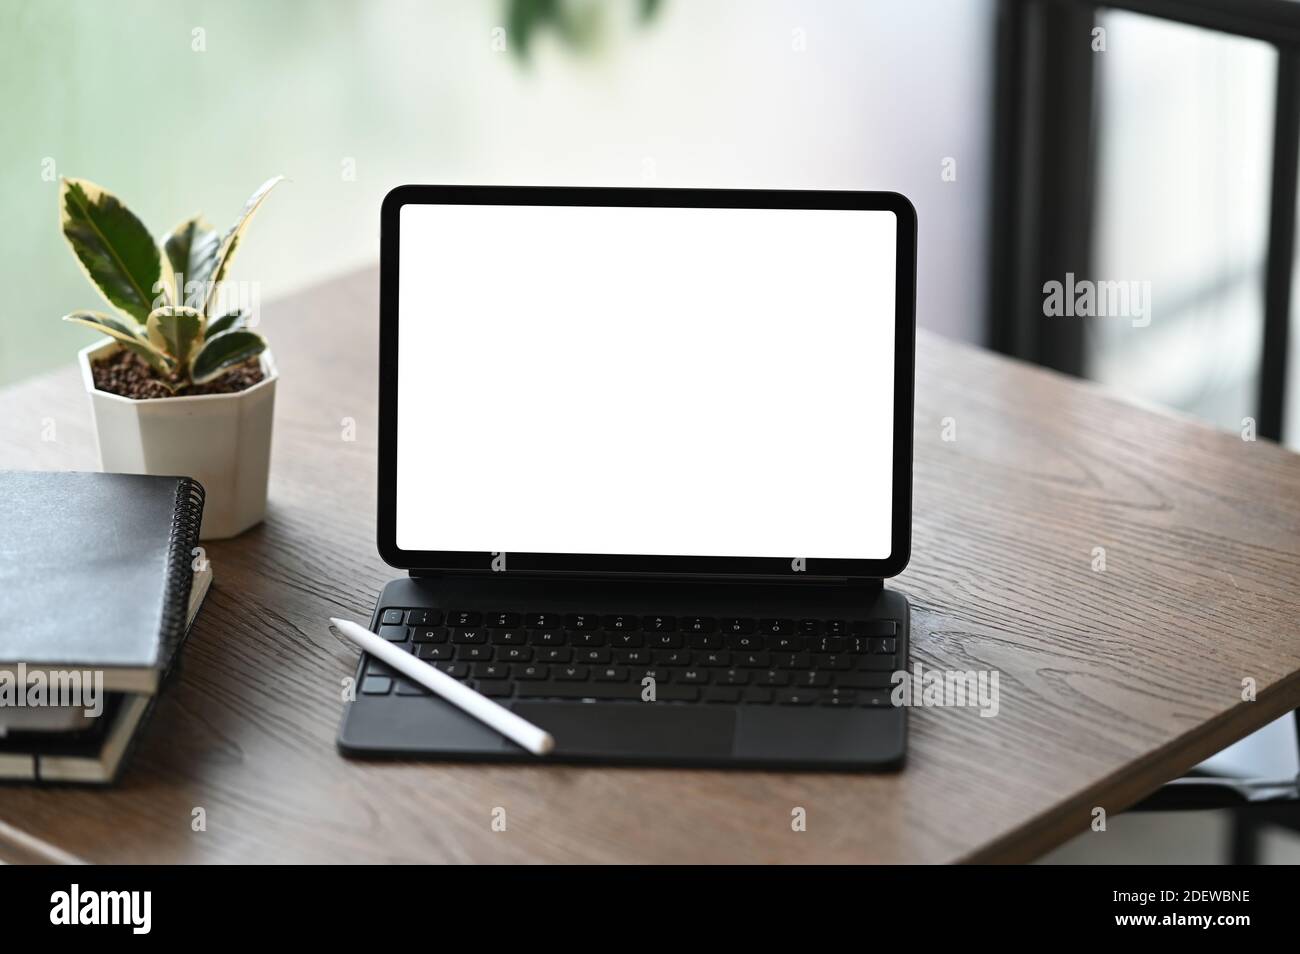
[538,647,572,663]
[515,683,699,703]
[637,668,671,683]
[416,644,453,661]
[799,619,823,635]
[653,650,691,665]
[838,672,895,690]
[447,611,482,627]
[406,609,443,626]
[488,612,521,629]
[743,687,774,704]
[680,616,717,633]
[704,687,741,704]
[648,633,684,650]
[365,659,398,677]
[794,671,831,687]
[813,636,845,654]
[460,645,493,662]
[687,633,724,650]
[645,681,698,701]
[380,608,406,626]
[718,668,749,686]
[736,651,771,668]
[859,690,895,707]
[776,689,816,705]
[498,646,532,663]
[576,648,611,664]
[820,688,857,706]
[812,654,851,671]
[526,613,560,630]
[825,620,848,635]
[726,634,764,651]
[361,676,393,695]
[609,632,644,649]
[474,663,508,680]
[433,662,469,679]
[478,681,513,697]
[603,614,639,631]
[513,664,548,680]
[613,649,652,665]
[564,613,600,631]
[721,617,755,634]
[529,630,567,647]
[698,650,730,667]
[852,620,898,636]
[411,626,447,643]
[858,655,897,671]
[594,666,629,682]
[451,628,486,645]
[768,635,802,652]
[555,665,590,681]
[490,629,527,645]
[679,669,709,684]
[873,637,898,655]
[570,631,606,647]
[642,615,676,633]
[396,680,430,696]
[760,618,795,635]
[757,669,790,686]
[378,625,408,642]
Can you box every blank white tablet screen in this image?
[395,202,897,559]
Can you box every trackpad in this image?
[511,703,735,758]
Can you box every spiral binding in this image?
[158,477,206,661]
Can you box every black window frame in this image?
[989,0,1300,440]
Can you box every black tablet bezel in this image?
[377,185,916,580]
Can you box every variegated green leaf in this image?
[146,306,204,370]
[204,175,285,313]
[60,178,172,322]
[62,309,145,344]
[191,329,266,384]
[162,215,221,310]
[63,310,174,377]
[204,309,246,338]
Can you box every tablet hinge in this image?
[846,577,885,598]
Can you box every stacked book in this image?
[0,472,211,783]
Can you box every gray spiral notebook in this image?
[0,471,211,783]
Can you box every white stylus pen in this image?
[330,616,555,756]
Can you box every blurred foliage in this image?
[506,0,664,61]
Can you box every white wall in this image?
[0,0,994,386]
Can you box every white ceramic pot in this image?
[78,340,278,540]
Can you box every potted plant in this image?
[60,176,284,539]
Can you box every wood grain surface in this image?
[1,265,1298,864]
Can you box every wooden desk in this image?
[2,266,1299,864]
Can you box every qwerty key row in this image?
[361,609,903,708]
